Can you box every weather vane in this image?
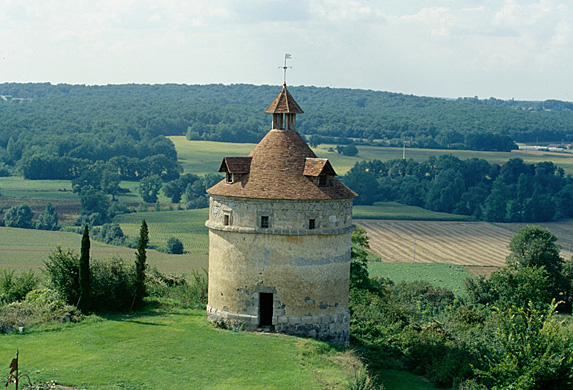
[280,53,292,86]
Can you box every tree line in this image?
[2,83,573,172]
[342,156,573,222]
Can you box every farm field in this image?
[170,136,573,176]
[353,202,472,221]
[0,177,173,209]
[357,219,573,275]
[168,137,257,175]
[368,263,471,298]
[0,226,206,274]
[114,208,209,269]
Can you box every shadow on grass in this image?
[95,300,203,325]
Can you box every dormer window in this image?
[218,157,252,185]
[304,158,337,188]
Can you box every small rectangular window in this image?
[224,214,230,226]
[309,219,315,230]
[261,216,269,229]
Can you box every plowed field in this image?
[357,220,573,267]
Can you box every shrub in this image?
[92,222,125,245]
[0,269,39,304]
[3,203,34,228]
[43,246,81,306]
[148,268,208,309]
[0,288,81,331]
[474,301,573,389]
[166,237,184,254]
[35,202,60,230]
[44,246,137,312]
[90,257,136,312]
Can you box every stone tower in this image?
[205,84,357,345]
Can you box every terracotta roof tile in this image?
[264,86,304,114]
[303,158,337,177]
[218,157,252,174]
[207,129,357,200]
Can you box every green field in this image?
[368,263,472,298]
[0,225,206,275]
[353,202,473,221]
[170,136,573,176]
[0,177,172,209]
[114,209,209,267]
[168,137,256,175]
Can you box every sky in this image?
[1,0,573,101]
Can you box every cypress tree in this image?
[134,219,149,309]
[78,224,91,313]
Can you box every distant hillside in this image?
[1,83,573,177]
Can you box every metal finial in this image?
[280,54,292,86]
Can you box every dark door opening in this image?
[259,293,273,327]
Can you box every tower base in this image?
[206,305,350,346]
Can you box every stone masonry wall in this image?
[207,195,353,233]
[206,195,353,345]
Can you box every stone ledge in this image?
[206,220,355,236]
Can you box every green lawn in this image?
[368,262,472,298]
[0,308,354,390]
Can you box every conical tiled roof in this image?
[264,86,304,114]
[207,129,357,200]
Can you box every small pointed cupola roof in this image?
[265,85,303,131]
[264,85,304,114]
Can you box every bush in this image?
[0,269,39,304]
[474,301,573,389]
[90,257,136,312]
[92,222,125,245]
[0,288,81,331]
[3,203,34,228]
[35,202,60,230]
[44,246,138,312]
[44,246,81,306]
[147,268,208,309]
[166,237,184,254]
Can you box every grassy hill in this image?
[0,308,357,389]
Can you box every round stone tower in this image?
[205,85,357,345]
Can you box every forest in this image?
[342,156,573,223]
[3,83,573,183]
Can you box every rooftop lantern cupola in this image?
[264,53,303,131]
[264,84,304,130]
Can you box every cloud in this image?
[1,0,573,100]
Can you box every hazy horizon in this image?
[1,0,572,102]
